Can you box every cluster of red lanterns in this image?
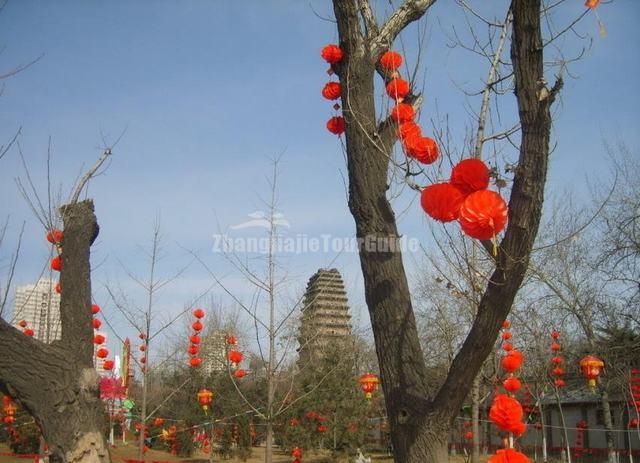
[197,388,213,415]
[486,320,529,462]
[421,158,508,240]
[358,373,380,400]
[305,410,328,433]
[18,319,34,337]
[2,396,17,426]
[320,44,345,135]
[462,420,473,441]
[47,229,64,273]
[379,50,440,166]
[549,330,565,388]
[291,446,302,463]
[187,308,205,367]
[224,333,246,378]
[92,304,114,371]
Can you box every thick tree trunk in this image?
[600,387,617,463]
[331,1,559,462]
[471,376,480,463]
[0,200,108,463]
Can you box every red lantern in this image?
[103,360,114,371]
[193,308,205,319]
[321,44,344,64]
[322,82,341,100]
[24,328,34,337]
[458,190,508,240]
[197,388,214,414]
[55,283,61,294]
[551,330,560,339]
[18,320,27,328]
[326,116,345,135]
[92,318,102,329]
[292,447,303,458]
[154,417,165,427]
[390,103,415,123]
[489,394,525,435]
[234,369,246,379]
[501,331,512,340]
[51,256,62,271]
[140,357,146,364]
[552,367,565,376]
[188,345,199,356]
[96,348,109,359]
[386,78,410,101]
[554,378,566,388]
[379,51,403,71]
[189,335,201,345]
[192,321,203,332]
[317,424,328,433]
[403,136,438,164]
[501,320,511,329]
[359,373,380,399]
[46,229,64,244]
[500,350,524,373]
[94,334,106,345]
[463,431,473,440]
[3,416,14,424]
[551,356,563,364]
[580,355,604,387]
[226,334,237,345]
[451,159,490,194]
[503,377,522,393]
[488,448,530,463]
[139,333,146,340]
[189,357,202,367]
[228,350,244,367]
[139,345,146,352]
[420,183,465,223]
[398,121,421,141]
[550,342,561,351]
[91,304,101,314]
[502,343,513,352]
[585,0,600,8]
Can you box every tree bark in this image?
[331,0,560,461]
[0,200,108,463]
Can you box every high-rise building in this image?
[298,268,352,365]
[13,278,61,343]
[200,330,232,375]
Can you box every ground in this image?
[0,443,486,463]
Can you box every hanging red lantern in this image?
[386,78,410,101]
[317,424,328,433]
[322,82,341,100]
[463,431,473,440]
[55,283,61,294]
[501,332,512,340]
[94,334,106,345]
[292,447,303,459]
[3,416,14,425]
[501,343,513,352]
[500,350,524,373]
[139,345,146,352]
[189,335,201,345]
[197,388,214,414]
[552,367,565,376]
[390,103,415,123]
[154,417,165,427]
[24,328,34,337]
[451,159,490,194]
[189,357,202,367]
[420,183,465,223]
[46,229,64,244]
[502,320,511,329]
[51,256,62,271]
[554,378,566,388]
[359,373,380,399]
[193,308,205,319]
[234,369,246,379]
[398,121,422,141]
[550,342,561,351]
[489,394,525,435]
[226,334,238,345]
[488,448,530,463]
[580,355,604,387]
[188,345,199,356]
[458,190,508,240]
[326,116,346,135]
[140,357,146,364]
[18,320,27,328]
[321,44,344,64]
[403,136,439,164]
[585,0,600,8]
[503,377,522,393]
[139,333,146,340]
[96,348,109,359]
[551,356,563,364]
[91,304,101,314]
[103,360,114,371]
[92,318,102,329]
[192,321,203,332]
[379,51,403,71]
[228,350,244,367]
[551,330,560,339]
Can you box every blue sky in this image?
[1,1,638,356]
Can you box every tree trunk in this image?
[264,421,273,463]
[330,0,559,461]
[0,200,108,463]
[600,387,617,463]
[471,376,480,463]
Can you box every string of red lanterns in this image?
[549,330,566,389]
[320,44,345,136]
[188,308,205,367]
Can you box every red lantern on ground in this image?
[451,158,490,194]
[322,82,341,100]
[379,51,403,71]
[228,350,244,367]
[51,256,62,271]
[580,355,604,387]
[359,373,380,399]
[386,78,410,101]
[420,183,465,223]
[96,348,109,359]
[193,308,205,319]
[326,116,345,135]
[458,190,508,240]
[46,229,64,244]
[192,321,203,332]
[321,44,344,64]
[197,388,214,414]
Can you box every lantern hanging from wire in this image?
[359,373,380,399]
[197,388,214,415]
[580,355,604,388]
